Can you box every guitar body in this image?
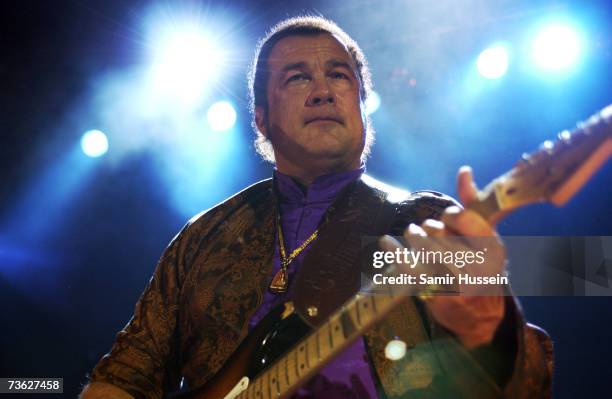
[172,302,311,399]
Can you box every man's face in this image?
[256,33,366,179]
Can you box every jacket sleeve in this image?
[87,180,273,399]
[391,191,553,398]
[88,226,189,399]
[425,295,553,398]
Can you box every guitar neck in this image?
[469,104,612,224]
[240,285,407,399]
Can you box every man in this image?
[81,16,552,399]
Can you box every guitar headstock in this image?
[469,104,612,224]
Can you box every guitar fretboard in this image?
[239,284,408,399]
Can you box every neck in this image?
[275,158,361,186]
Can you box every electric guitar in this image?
[173,104,612,399]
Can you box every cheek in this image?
[339,95,365,128]
[273,92,306,121]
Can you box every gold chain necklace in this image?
[269,214,319,293]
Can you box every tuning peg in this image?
[539,140,554,153]
[557,130,571,142]
[600,104,612,122]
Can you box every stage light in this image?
[532,24,581,71]
[476,46,509,79]
[81,130,109,157]
[384,339,407,361]
[207,101,236,131]
[149,27,223,103]
[365,90,381,115]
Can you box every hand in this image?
[381,166,507,349]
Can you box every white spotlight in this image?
[384,339,407,361]
[81,130,109,158]
[207,101,236,132]
[150,27,222,103]
[532,24,581,71]
[477,46,509,79]
[365,90,381,115]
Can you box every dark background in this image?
[1,1,611,397]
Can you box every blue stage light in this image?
[207,101,237,131]
[532,24,581,71]
[476,46,509,79]
[365,90,381,115]
[81,130,109,157]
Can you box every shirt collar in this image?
[274,165,366,205]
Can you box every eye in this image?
[330,71,349,79]
[286,73,309,83]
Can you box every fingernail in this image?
[445,206,461,215]
[423,219,444,229]
[408,223,426,236]
[459,165,472,174]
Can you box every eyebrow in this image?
[280,59,355,73]
[281,61,308,73]
[326,59,354,71]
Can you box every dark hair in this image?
[247,15,374,163]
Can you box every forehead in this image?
[266,33,355,70]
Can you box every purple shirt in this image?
[249,166,378,399]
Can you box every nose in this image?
[306,78,335,107]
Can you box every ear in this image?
[255,106,267,137]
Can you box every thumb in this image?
[457,165,479,205]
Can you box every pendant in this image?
[269,268,288,293]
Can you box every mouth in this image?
[305,116,344,125]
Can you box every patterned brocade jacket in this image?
[90,175,553,399]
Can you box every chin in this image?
[304,146,359,165]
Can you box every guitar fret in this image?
[339,307,356,338]
[361,295,375,325]
[294,346,301,378]
[282,345,298,390]
[284,355,290,387]
[268,367,275,398]
[306,333,318,369]
[317,324,332,360]
[273,363,281,396]
[370,294,377,314]
[327,319,334,349]
[354,296,362,327]
[276,356,288,394]
[371,294,380,316]
[303,341,310,369]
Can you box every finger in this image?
[457,165,479,206]
[402,223,427,256]
[405,221,472,263]
[402,224,464,281]
[421,219,446,237]
[440,208,507,278]
[378,234,404,253]
[441,206,496,237]
[406,222,427,237]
